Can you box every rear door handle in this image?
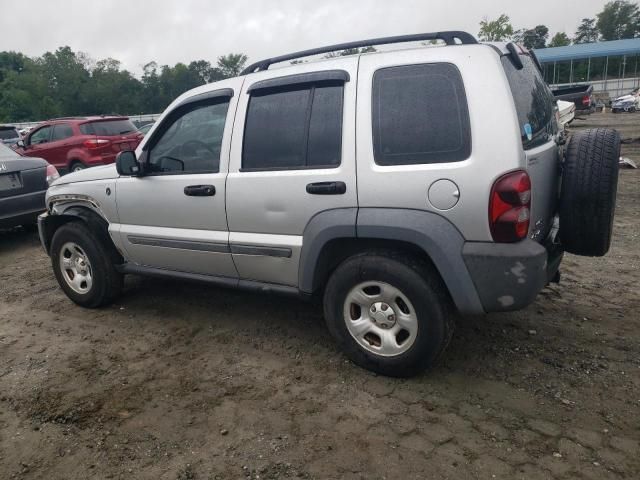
[184,184,216,196]
[306,181,346,195]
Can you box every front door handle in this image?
[184,184,216,196]
[306,181,346,195]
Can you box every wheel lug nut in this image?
[371,306,376,312]
[381,304,388,311]
[389,315,395,322]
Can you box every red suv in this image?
[15,116,143,173]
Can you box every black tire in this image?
[323,251,454,377]
[560,128,620,256]
[70,161,86,172]
[50,221,122,307]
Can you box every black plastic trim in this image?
[127,236,230,253]
[175,88,234,109]
[247,70,350,92]
[230,244,292,258]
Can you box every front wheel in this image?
[323,252,453,377]
[50,222,122,307]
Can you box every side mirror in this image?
[116,150,142,176]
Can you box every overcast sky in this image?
[1,0,610,74]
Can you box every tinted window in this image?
[80,119,136,136]
[242,83,343,170]
[502,55,556,149]
[51,124,74,141]
[148,100,229,174]
[29,126,52,145]
[0,128,19,140]
[372,63,471,165]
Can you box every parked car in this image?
[557,100,576,127]
[0,142,59,229]
[37,32,620,377]
[611,88,640,113]
[14,116,143,173]
[552,84,594,112]
[0,125,21,146]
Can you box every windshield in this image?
[80,119,137,136]
[0,128,19,140]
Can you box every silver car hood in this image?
[51,164,119,186]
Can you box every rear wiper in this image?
[119,130,133,134]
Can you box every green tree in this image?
[217,53,248,78]
[514,25,550,49]
[549,32,571,47]
[574,18,599,43]
[596,0,640,40]
[478,14,514,41]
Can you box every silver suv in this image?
[38,32,620,376]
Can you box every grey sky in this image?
[1,0,610,74]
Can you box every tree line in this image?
[0,49,248,122]
[479,0,640,48]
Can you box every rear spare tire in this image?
[559,128,620,256]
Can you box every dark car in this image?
[0,142,59,229]
[14,116,143,173]
[0,125,20,146]
[551,84,594,112]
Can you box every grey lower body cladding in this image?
[462,239,561,312]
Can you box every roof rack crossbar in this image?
[241,31,477,75]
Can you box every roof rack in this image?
[241,31,478,75]
[47,116,87,121]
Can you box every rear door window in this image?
[372,63,471,165]
[501,55,556,149]
[80,119,137,136]
[51,124,74,141]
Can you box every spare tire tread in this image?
[560,128,620,256]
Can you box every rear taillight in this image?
[45,164,60,185]
[489,170,531,243]
[582,95,591,106]
[83,138,110,149]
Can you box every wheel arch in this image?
[299,208,484,315]
[40,205,122,265]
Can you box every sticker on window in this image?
[523,123,533,141]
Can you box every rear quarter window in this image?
[372,63,471,165]
[501,56,556,149]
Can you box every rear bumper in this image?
[462,239,563,312]
[0,190,46,228]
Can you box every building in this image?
[534,38,640,99]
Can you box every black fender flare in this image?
[298,208,484,315]
[39,206,122,264]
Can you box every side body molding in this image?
[299,208,484,315]
[356,208,483,314]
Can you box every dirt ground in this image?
[1,112,639,480]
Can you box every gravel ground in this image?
[1,112,639,479]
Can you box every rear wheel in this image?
[323,251,453,377]
[560,128,620,256]
[51,222,122,307]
